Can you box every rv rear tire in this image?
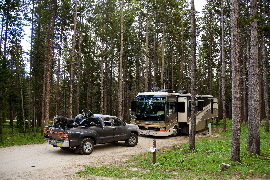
[171,126,178,136]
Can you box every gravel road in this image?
[0,135,190,180]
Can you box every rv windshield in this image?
[137,96,165,116]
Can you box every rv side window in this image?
[178,102,185,113]
[197,101,204,111]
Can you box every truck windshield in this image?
[136,96,165,116]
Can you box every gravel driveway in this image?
[0,135,189,180]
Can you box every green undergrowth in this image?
[0,125,46,147]
[77,121,270,180]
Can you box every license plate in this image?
[57,143,62,146]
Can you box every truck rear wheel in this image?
[79,138,94,155]
[125,133,138,147]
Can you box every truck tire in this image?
[79,138,94,155]
[125,133,138,147]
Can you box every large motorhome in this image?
[130,89,218,136]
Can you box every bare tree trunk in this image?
[208,13,213,95]
[178,16,184,90]
[100,43,105,114]
[161,24,165,87]
[145,17,149,92]
[76,29,83,114]
[230,0,241,162]
[262,42,269,133]
[118,0,124,119]
[189,0,197,151]
[69,0,78,118]
[221,0,227,131]
[42,0,57,126]
[20,77,26,135]
[262,0,269,133]
[243,43,249,124]
[136,33,141,93]
[56,27,62,115]
[247,0,260,155]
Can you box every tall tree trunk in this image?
[230,0,241,162]
[189,0,197,151]
[118,0,124,119]
[221,0,227,131]
[136,33,141,93]
[262,0,269,133]
[69,0,78,118]
[247,0,260,155]
[100,43,105,114]
[56,26,62,115]
[145,16,149,92]
[208,13,213,95]
[42,0,57,126]
[262,39,269,132]
[20,77,26,135]
[161,24,165,87]
[76,28,83,114]
[243,43,249,124]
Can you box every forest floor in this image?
[0,134,193,180]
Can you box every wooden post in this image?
[153,139,156,164]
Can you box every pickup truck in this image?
[44,113,140,155]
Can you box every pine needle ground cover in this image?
[77,122,270,179]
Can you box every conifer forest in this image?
[0,0,269,157]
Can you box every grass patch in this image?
[0,125,46,147]
[77,121,270,179]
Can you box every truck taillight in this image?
[63,132,69,139]
[58,132,69,139]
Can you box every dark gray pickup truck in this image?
[44,113,139,155]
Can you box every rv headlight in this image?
[160,127,166,131]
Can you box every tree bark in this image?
[42,0,57,126]
[247,0,260,155]
[189,0,197,151]
[262,39,269,133]
[221,0,227,131]
[161,24,165,87]
[118,0,124,119]
[262,0,269,133]
[145,16,149,92]
[69,0,78,118]
[230,0,241,162]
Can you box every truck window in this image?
[104,121,112,126]
[113,118,124,126]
